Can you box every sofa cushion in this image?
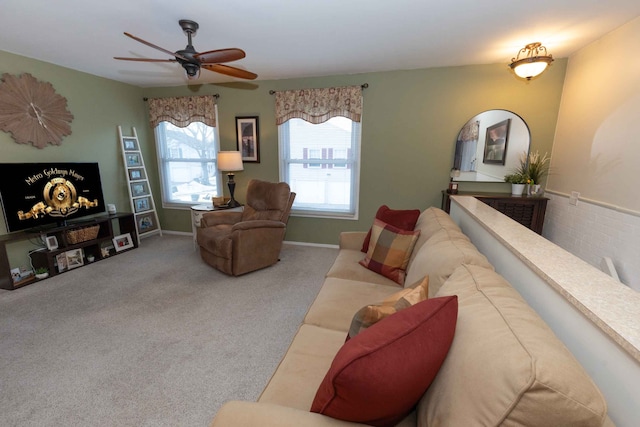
[404,235,493,297]
[258,324,348,411]
[347,276,429,339]
[361,205,420,253]
[311,296,458,427]
[359,219,421,285]
[304,278,402,332]
[418,264,608,426]
[325,249,400,287]
[409,207,463,256]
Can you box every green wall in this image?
[0,50,152,231]
[2,49,567,245]
[143,60,567,244]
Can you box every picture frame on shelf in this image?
[134,196,151,213]
[65,248,84,270]
[235,116,260,163]
[126,153,142,167]
[113,233,134,252]
[130,182,149,197]
[45,235,59,250]
[128,168,145,180]
[122,138,139,151]
[136,213,158,233]
[56,253,68,272]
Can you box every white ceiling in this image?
[1,0,639,88]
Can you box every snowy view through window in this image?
[156,121,221,206]
[281,117,360,217]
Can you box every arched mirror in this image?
[452,110,531,182]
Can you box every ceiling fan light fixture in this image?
[182,62,200,79]
[115,20,257,81]
[509,42,554,80]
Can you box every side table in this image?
[191,204,243,249]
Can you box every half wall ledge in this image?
[449,195,640,427]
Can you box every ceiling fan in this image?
[114,19,257,80]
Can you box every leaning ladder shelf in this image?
[118,126,162,240]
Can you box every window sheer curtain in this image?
[274,86,363,125]
[455,120,479,171]
[147,95,217,128]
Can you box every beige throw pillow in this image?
[347,276,429,340]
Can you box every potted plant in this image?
[525,151,550,196]
[35,267,49,280]
[504,172,528,195]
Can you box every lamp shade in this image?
[509,42,554,80]
[511,59,551,80]
[217,151,244,172]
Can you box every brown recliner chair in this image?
[196,179,296,276]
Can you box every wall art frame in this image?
[235,116,260,163]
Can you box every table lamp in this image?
[217,151,244,208]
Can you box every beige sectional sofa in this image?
[211,207,612,426]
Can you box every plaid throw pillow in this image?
[359,218,421,285]
[347,276,429,340]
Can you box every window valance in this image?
[274,86,362,125]
[147,95,217,128]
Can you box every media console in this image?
[0,213,137,290]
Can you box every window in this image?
[279,116,361,218]
[155,120,221,208]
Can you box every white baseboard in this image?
[284,240,338,249]
[161,230,192,237]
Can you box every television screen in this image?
[0,163,106,233]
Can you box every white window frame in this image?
[154,118,222,209]
[278,117,361,219]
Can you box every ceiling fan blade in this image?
[114,57,177,62]
[123,32,190,62]
[201,63,258,80]
[195,48,246,64]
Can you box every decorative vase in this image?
[511,183,525,196]
[527,184,542,196]
[35,272,49,280]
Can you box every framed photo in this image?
[113,233,134,252]
[55,253,68,272]
[236,116,260,163]
[131,182,149,197]
[128,168,146,181]
[65,248,84,270]
[126,153,142,167]
[134,196,151,213]
[45,235,59,250]
[136,213,158,233]
[122,138,139,151]
[483,118,511,165]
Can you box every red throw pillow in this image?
[362,205,421,253]
[310,296,458,427]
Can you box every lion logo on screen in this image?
[17,178,99,220]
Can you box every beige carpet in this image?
[0,234,338,426]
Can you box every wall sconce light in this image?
[509,42,554,80]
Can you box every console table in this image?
[441,191,548,234]
[0,213,137,290]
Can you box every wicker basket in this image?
[65,225,100,244]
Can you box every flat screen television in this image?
[0,163,106,233]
